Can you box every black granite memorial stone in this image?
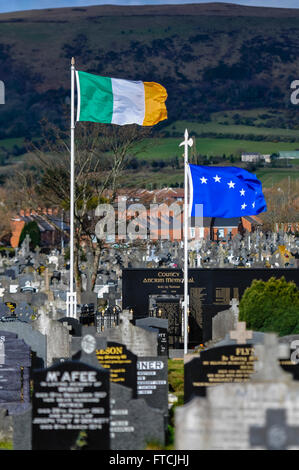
[80,303,95,326]
[122,268,299,344]
[184,344,256,403]
[32,360,110,450]
[137,356,168,417]
[96,342,137,398]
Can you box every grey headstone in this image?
[13,406,32,450]
[99,310,157,357]
[175,334,299,450]
[110,382,165,450]
[0,321,46,367]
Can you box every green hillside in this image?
[1,3,299,141]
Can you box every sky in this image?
[0,0,298,14]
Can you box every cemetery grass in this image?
[146,359,184,450]
[164,359,184,450]
[0,440,12,450]
[168,359,184,405]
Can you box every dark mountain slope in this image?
[0,3,299,139]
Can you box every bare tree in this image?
[260,178,299,231]
[10,120,150,300]
[0,188,13,243]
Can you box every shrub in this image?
[239,277,299,336]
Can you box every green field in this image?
[118,166,299,189]
[165,120,299,140]
[137,137,299,161]
[255,169,299,187]
[0,137,24,151]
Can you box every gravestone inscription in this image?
[184,344,256,402]
[96,342,137,398]
[176,334,299,450]
[137,356,168,417]
[110,382,165,450]
[32,360,110,450]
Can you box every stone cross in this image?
[253,333,290,381]
[229,321,253,344]
[250,409,299,450]
[120,309,133,324]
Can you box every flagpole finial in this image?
[180,129,193,149]
[71,57,75,66]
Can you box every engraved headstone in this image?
[32,360,110,450]
[176,334,299,450]
[96,341,137,398]
[137,356,168,417]
[110,382,165,450]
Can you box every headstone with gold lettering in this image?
[96,341,137,398]
[184,343,257,403]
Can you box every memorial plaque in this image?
[122,268,299,345]
[156,298,181,348]
[137,356,168,416]
[184,344,256,402]
[96,342,137,398]
[32,360,110,450]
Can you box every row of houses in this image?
[241,151,299,164]
[9,189,262,247]
[10,208,69,248]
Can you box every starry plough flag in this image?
[188,165,267,218]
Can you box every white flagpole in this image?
[67,57,77,318]
[180,129,193,354]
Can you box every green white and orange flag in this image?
[75,71,167,126]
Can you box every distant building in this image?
[278,151,299,160]
[241,152,261,163]
[241,153,271,164]
[261,154,271,163]
[10,209,69,248]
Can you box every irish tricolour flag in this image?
[76,71,167,126]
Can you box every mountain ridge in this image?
[0,2,299,141]
[1,2,299,19]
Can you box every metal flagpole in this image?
[67,57,77,318]
[179,129,193,354]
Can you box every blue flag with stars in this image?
[188,165,267,218]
